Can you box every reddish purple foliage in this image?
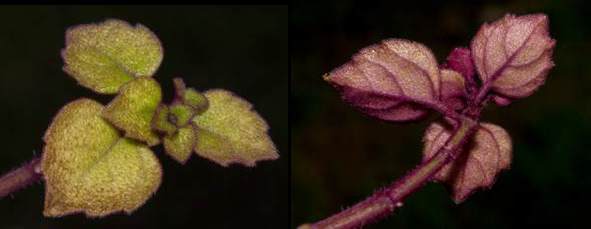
[471,14,555,99]
[325,39,441,121]
[443,47,475,81]
[423,122,512,203]
[324,13,555,203]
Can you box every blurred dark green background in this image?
[0,5,287,228]
[292,0,591,228]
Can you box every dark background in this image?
[0,5,287,228]
[292,0,591,228]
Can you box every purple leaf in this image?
[471,14,556,99]
[422,122,512,203]
[324,39,442,121]
[443,47,475,81]
[440,69,467,111]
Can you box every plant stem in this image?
[299,117,478,229]
[473,83,491,106]
[0,157,42,199]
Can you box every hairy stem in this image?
[299,117,478,229]
[0,157,42,199]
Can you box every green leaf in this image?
[103,77,162,146]
[182,88,209,114]
[173,78,209,114]
[151,104,177,135]
[192,89,278,167]
[169,103,194,127]
[62,19,163,94]
[163,125,198,164]
[41,99,162,217]
[191,126,236,165]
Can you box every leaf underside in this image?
[471,14,555,98]
[325,39,442,122]
[422,122,512,203]
[322,12,555,208]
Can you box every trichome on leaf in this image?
[0,18,279,218]
[422,122,512,203]
[305,13,555,229]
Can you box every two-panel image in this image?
[0,2,587,228]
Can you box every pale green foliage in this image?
[103,77,162,146]
[42,99,162,217]
[163,126,198,163]
[62,19,163,94]
[182,88,209,114]
[152,104,177,135]
[39,18,279,218]
[192,90,278,167]
[169,103,194,127]
[172,78,208,114]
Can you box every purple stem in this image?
[473,82,491,106]
[299,117,478,229]
[0,157,42,199]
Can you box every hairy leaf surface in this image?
[163,125,197,164]
[62,19,163,94]
[422,122,512,203]
[152,104,177,135]
[444,47,475,80]
[192,89,278,167]
[471,14,555,98]
[41,99,161,217]
[440,69,466,111]
[325,39,442,121]
[173,78,209,114]
[103,77,162,146]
